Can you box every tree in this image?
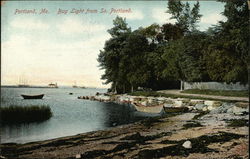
[205,0,249,84]
[162,32,210,84]
[167,0,202,32]
[98,16,131,93]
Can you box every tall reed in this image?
[0,105,53,124]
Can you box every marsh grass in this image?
[0,105,52,124]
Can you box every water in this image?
[0,87,159,143]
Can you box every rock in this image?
[75,154,81,159]
[195,104,206,110]
[235,102,249,108]
[228,106,248,115]
[148,98,154,104]
[204,100,214,106]
[174,100,183,107]
[202,106,208,111]
[164,100,174,104]
[182,99,190,104]
[207,105,216,111]
[187,106,194,110]
[182,140,192,149]
[164,103,172,107]
[156,97,166,101]
[190,99,204,106]
[141,101,148,106]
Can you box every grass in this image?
[181,89,248,97]
[0,105,53,124]
[128,91,240,102]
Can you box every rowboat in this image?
[132,102,164,113]
[163,106,189,113]
[21,94,44,99]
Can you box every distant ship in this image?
[72,81,85,88]
[48,82,58,88]
[18,76,30,88]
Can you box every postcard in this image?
[1,1,249,158]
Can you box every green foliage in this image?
[98,1,249,93]
[205,0,249,84]
[0,105,53,124]
[107,16,131,38]
[167,0,202,32]
[162,32,210,82]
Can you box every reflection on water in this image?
[1,87,160,143]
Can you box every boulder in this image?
[207,105,216,111]
[195,104,206,110]
[174,100,183,107]
[227,106,248,115]
[202,106,208,111]
[182,140,192,149]
[210,103,234,114]
[235,102,249,109]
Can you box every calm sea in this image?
[0,87,158,143]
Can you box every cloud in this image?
[10,18,49,30]
[57,17,107,34]
[152,8,176,24]
[200,13,226,25]
[115,9,144,20]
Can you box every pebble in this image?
[182,140,192,149]
[75,154,81,159]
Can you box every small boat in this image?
[21,94,44,99]
[163,106,189,113]
[69,93,73,95]
[132,102,164,113]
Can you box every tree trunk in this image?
[131,85,134,92]
[180,80,184,91]
[123,85,125,94]
[114,82,117,94]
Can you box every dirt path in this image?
[158,90,249,102]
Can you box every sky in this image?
[1,1,226,88]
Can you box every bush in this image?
[0,105,53,124]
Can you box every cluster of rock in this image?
[78,93,249,115]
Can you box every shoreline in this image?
[1,94,249,159]
[0,111,248,159]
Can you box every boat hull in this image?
[21,94,44,99]
[132,102,163,113]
